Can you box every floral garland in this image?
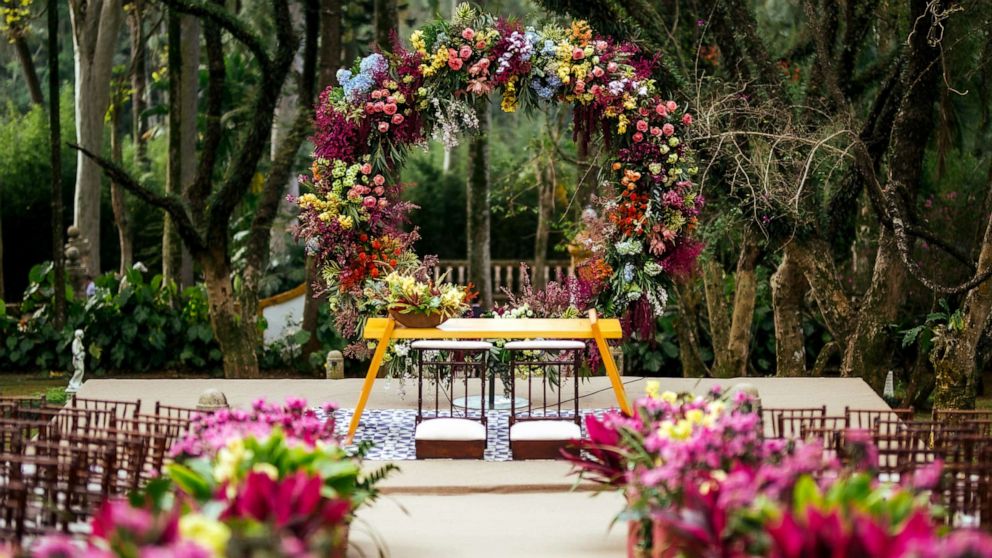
[295,4,703,357]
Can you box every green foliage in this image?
[898,299,965,353]
[1,264,343,374]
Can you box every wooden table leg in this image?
[589,309,631,415]
[346,317,396,443]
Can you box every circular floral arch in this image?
[296,4,703,357]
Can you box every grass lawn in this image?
[0,372,70,397]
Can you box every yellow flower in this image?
[657,420,674,439]
[213,437,248,484]
[617,114,629,134]
[501,76,519,113]
[645,380,660,399]
[337,214,354,229]
[252,462,280,480]
[180,514,231,558]
[410,30,427,54]
[660,391,678,404]
[685,408,705,425]
[671,419,693,440]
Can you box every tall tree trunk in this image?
[573,126,595,219]
[14,35,44,106]
[533,158,553,290]
[69,0,123,275]
[0,183,4,301]
[701,259,730,366]
[49,0,66,327]
[466,100,492,308]
[791,238,855,343]
[303,0,342,358]
[163,8,183,284]
[128,0,148,167]
[109,98,133,274]
[203,252,260,378]
[674,280,707,377]
[931,179,992,409]
[317,0,341,90]
[841,0,943,391]
[372,0,396,52]
[179,15,199,286]
[772,244,808,376]
[723,232,762,377]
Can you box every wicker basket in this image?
[389,308,447,328]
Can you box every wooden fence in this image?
[431,260,574,301]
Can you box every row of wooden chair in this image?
[760,405,992,531]
[0,394,203,547]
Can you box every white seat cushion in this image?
[410,340,493,351]
[503,340,587,351]
[415,418,487,441]
[510,420,582,441]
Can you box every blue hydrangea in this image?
[541,40,556,56]
[342,73,373,100]
[530,79,555,99]
[359,53,387,75]
[336,69,353,84]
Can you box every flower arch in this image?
[296,4,703,357]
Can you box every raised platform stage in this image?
[76,377,888,557]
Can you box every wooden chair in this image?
[69,396,141,420]
[799,416,847,456]
[933,409,992,424]
[845,406,914,431]
[936,435,992,530]
[153,402,204,423]
[412,341,492,459]
[761,406,826,439]
[505,340,585,460]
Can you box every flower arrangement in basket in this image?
[382,271,474,328]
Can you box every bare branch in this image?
[157,0,272,73]
[69,142,206,254]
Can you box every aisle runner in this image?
[319,408,609,462]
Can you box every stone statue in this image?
[67,329,85,393]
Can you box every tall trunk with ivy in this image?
[466,100,493,308]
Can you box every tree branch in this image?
[69,143,206,254]
[187,0,225,216]
[205,0,297,246]
[157,0,271,73]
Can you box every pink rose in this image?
[574,80,586,93]
[373,174,386,186]
[373,101,384,113]
[590,84,601,95]
[360,163,372,174]
[373,186,385,196]
[682,113,693,125]
[383,103,397,115]
[638,107,649,117]
[595,40,608,52]
[377,121,389,133]
[572,47,585,60]
[476,40,486,50]
[462,27,475,41]
[365,102,375,114]
[636,120,649,132]
[371,90,382,100]
[459,45,472,60]
[386,95,396,104]
[632,132,644,143]
[666,100,678,112]
[448,57,464,71]
[391,113,405,125]
[607,62,618,72]
[379,198,390,208]
[662,123,675,136]
[363,196,376,208]
[650,127,662,137]
[592,66,604,78]
[655,104,668,117]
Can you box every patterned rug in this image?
[317,408,611,461]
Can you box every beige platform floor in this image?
[77,376,887,416]
[347,490,627,558]
[75,377,887,556]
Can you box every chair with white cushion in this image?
[504,340,584,460]
[412,340,493,459]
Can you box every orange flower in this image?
[570,20,592,46]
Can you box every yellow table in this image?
[346,309,629,442]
